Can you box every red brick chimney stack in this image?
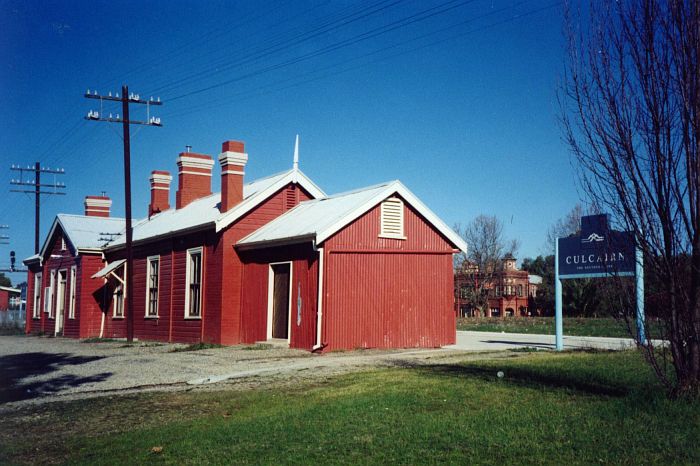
[175,152,214,209]
[218,140,248,212]
[84,195,111,217]
[149,170,172,216]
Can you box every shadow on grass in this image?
[393,360,629,398]
[0,352,112,404]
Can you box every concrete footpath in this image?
[448,330,639,351]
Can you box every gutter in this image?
[103,222,214,252]
[235,234,316,252]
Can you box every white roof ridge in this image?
[319,180,397,200]
[57,213,126,221]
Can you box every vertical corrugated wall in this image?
[322,198,457,351]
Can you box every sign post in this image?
[555,214,642,350]
[555,238,563,351]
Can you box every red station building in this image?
[24,138,467,351]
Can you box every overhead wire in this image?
[94,0,298,92]
[163,1,558,119]
[145,0,407,97]
[165,0,474,102]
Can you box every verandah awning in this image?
[91,259,126,279]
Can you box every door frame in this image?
[54,268,67,336]
[266,261,293,342]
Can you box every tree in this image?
[522,255,555,315]
[454,215,520,315]
[0,273,10,288]
[561,1,700,396]
[545,204,583,254]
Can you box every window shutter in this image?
[380,197,404,238]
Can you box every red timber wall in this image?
[206,183,313,345]
[100,183,312,345]
[102,230,218,343]
[322,197,457,351]
[25,266,40,334]
[238,243,318,349]
[25,228,80,336]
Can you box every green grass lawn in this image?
[457,316,660,338]
[1,350,697,465]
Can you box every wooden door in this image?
[271,263,290,339]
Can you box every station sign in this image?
[557,214,635,279]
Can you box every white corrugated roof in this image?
[56,214,126,250]
[107,168,326,248]
[237,180,468,253]
[237,182,391,248]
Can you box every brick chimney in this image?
[84,195,111,217]
[175,152,214,209]
[149,170,172,216]
[218,140,248,212]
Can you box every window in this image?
[33,273,42,319]
[146,256,160,317]
[113,284,124,318]
[185,248,203,318]
[69,266,77,319]
[459,286,469,299]
[496,286,502,297]
[517,285,523,297]
[379,197,405,239]
[61,238,66,251]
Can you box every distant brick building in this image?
[454,254,541,317]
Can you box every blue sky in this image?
[0,0,581,284]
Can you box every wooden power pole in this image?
[84,86,162,342]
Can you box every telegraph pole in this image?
[84,86,162,342]
[10,165,66,253]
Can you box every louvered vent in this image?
[380,197,405,238]
[285,185,297,210]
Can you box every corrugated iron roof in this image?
[107,168,325,248]
[237,180,468,253]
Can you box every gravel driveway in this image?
[0,335,474,409]
[1,331,643,410]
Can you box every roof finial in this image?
[293,134,299,171]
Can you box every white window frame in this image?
[145,255,160,318]
[379,197,406,240]
[184,247,203,319]
[55,268,68,334]
[113,284,124,319]
[33,273,42,319]
[68,266,77,319]
[46,270,56,318]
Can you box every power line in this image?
[164,0,473,103]
[162,0,556,120]
[95,0,298,92]
[84,87,163,343]
[145,0,407,97]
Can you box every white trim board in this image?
[266,261,293,343]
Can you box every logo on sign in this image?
[581,233,605,243]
